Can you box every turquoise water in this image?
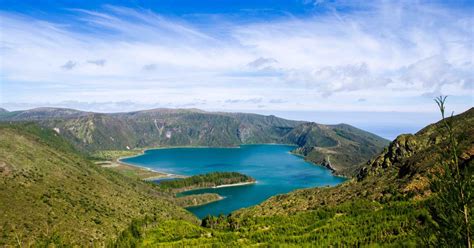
[122,144,346,218]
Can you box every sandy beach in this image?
[212,181,257,188]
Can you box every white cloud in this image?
[0,2,472,113]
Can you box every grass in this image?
[91,149,143,161]
[0,123,197,246]
[115,199,424,247]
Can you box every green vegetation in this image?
[0,123,197,246]
[173,193,223,208]
[423,97,473,247]
[284,122,389,176]
[111,199,424,247]
[91,149,143,161]
[104,162,168,180]
[0,123,255,246]
[158,172,255,192]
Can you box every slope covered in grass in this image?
[0,123,196,246]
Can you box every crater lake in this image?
[121,144,346,218]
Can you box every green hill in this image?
[284,122,389,176]
[0,123,197,246]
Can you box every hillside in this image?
[0,108,302,151]
[284,123,389,176]
[0,107,388,176]
[237,107,473,216]
[0,123,197,246]
[127,107,473,247]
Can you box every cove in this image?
[121,144,346,218]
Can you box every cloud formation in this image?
[87,59,106,66]
[1,2,472,113]
[61,60,77,70]
[247,57,278,68]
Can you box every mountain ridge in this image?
[0,107,389,177]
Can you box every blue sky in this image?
[0,0,473,138]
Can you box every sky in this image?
[0,0,473,139]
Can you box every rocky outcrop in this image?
[357,134,430,180]
[357,107,473,197]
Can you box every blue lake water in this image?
[121,144,346,218]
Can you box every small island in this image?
[157,172,256,192]
[156,172,256,208]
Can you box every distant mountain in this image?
[284,123,389,176]
[0,108,8,113]
[0,107,388,176]
[0,123,196,246]
[0,107,89,120]
[0,107,301,149]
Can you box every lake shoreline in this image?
[117,143,298,181]
[116,157,187,180]
[175,180,257,194]
[114,145,349,182]
[114,144,345,218]
[212,181,256,188]
[184,195,226,210]
[289,150,350,179]
[112,144,347,184]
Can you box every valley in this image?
[0,107,472,246]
